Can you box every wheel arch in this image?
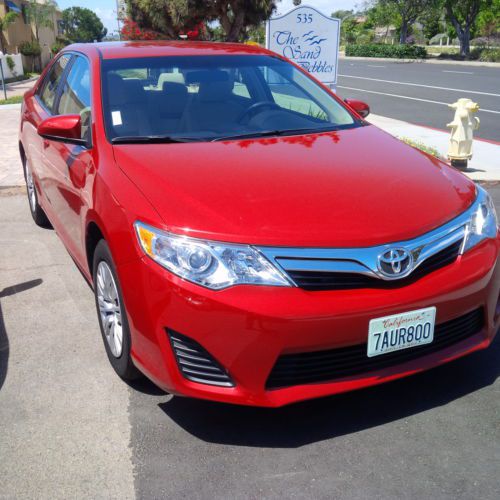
[85,219,106,279]
[19,141,26,165]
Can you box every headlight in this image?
[463,187,498,253]
[134,222,292,290]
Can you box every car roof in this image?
[64,41,276,60]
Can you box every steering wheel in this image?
[238,101,281,124]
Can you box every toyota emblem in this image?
[378,248,413,278]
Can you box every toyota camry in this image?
[19,41,500,407]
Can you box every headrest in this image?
[157,72,185,87]
[162,81,188,96]
[159,82,188,117]
[107,74,144,105]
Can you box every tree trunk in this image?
[399,20,408,44]
[226,10,246,42]
[445,3,476,58]
[460,26,471,57]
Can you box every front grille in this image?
[266,308,484,389]
[288,239,463,291]
[168,330,234,387]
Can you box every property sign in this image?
[266,5,340,85]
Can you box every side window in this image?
[57,56,91,115]
[39,55,71,112]
[258,66,328,121]
[57,56,91,142]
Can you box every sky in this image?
[56,0,362,37]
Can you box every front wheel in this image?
[24,159,51,228]
[93,239,141,381]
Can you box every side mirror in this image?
[344,99,370,119]
[37,114,86,146]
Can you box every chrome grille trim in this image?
[257,193,479,285]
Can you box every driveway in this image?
[0,191,499,499]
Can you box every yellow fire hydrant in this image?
[447,98,480,169]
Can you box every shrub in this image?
[19,40,41,57]
[399,137,442,159]
[51,36,71,54]
[479,49,500,62]
[6,55,16,75]
[345,44,427,59]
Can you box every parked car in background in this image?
[19,41,499,407]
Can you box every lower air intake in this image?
[167,330,234,387]
[266,308,484,389]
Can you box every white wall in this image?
[0,53,24,80]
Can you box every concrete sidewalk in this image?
[0,105,23,189]
[369,113,500,181]
[0,76,38,99]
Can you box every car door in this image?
[40,54,94,267]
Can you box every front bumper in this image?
[118,237,500,407]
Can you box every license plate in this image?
[367,307,436,358]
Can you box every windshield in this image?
[101,55,360,143]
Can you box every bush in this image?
[51,36,71,54]
[479,49,500,62]
[399,137,442,160]
[19,40,41,57]
[345,44,427,59]
[5,55,15,74]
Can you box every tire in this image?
[93,239,142,381]
[23,158,51,228]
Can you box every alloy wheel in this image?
[25,162,37,213]
[96,261,123,358]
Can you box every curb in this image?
[3,75,39,88]
[340,56,500,68]
[0,103,22,110]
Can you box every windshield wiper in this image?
[211,126,340,142]
[111,135,198,144]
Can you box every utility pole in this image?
[0,53,7,100]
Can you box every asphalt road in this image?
[337,59,500,142]
[1,190,499,499]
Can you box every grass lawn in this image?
[0,95,23,105]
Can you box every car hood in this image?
[113,125,476,247]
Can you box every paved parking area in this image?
[0,191,499,499]
[0,106,24,189]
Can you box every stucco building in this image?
[0,0,62,69]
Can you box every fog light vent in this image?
[167,330,234,387]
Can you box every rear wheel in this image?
[24,159,51,228]
[93,239,141,381]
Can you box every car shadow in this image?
[0,279,43,391]
[159,334,499,448]
[127,376,167,396]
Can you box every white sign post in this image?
[266,5,340,89]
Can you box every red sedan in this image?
[19,42,500,407]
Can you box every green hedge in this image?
[346,44,427,59]
[479,49,500,62]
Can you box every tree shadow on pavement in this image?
[0,279,43,391]
[159,334,499,448]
